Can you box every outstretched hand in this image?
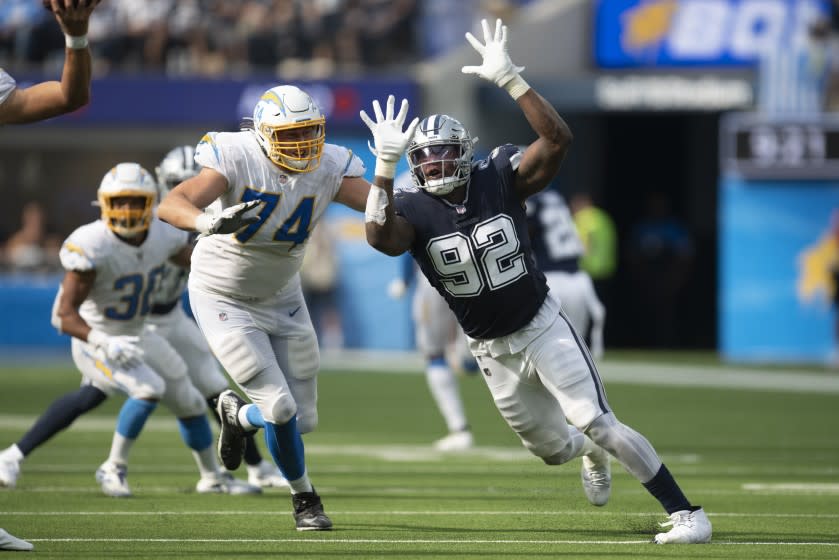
[45,0,101,37]
[462,18,529,99]
[360,95,419,178]
[196,200,261,235]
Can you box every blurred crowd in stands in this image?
[0,0,530,78]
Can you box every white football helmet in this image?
[97,163,157,238]
[155,145,199,198]
[407,114,475,195]
[252,85,325,173]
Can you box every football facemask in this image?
[97,163,157,238]
[253,85,326,173]
[407,114,474,195]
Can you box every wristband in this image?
[87,329,108,347]
[65,34,89,49]
[194,213,212,235]
[374,159,397,179]
[502,74,531,101]
[365,184,389,225]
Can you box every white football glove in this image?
[387,278,408,300]
[194,200,261,235]
[87,330,143,369]
[462,18,530,100]
[360,95,419,179]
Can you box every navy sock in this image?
[263,417,306,481]
[642,464,695,514]
[18,385,107,456]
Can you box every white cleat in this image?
[95,461,132,498]
[0,528,33,551]
[581,446,611,506]
[247,460,289,489]
[0,455,20,489]
[197,471,262,495]
[654,508,712,544]
[433,430,474,452]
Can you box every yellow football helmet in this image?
[97,163,157,237]
[252,85,325,173]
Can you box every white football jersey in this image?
[55,218,190,336]
[0,69,16,107]
[190,130,365,299]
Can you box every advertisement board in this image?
[594,0,830,68]
[720,171,839,364]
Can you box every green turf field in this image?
[1,355,837,559]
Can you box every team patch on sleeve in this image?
[341,148,366,177]
[195,132,221,167]
[59,241,94,272]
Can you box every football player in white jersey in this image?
[0,158,262,496]
[46,163,256,497]
[151,145,287,489]
[158,84,377,531]
[525,188,606,359]
[0,1,100,126]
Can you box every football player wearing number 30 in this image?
[362,18,712,545]
[157,84,373,531]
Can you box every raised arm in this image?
[462,18,573,199]
[0,0,100,125]
[360,95,419,256]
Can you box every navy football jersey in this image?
[525,189,583,273]
[394,144,548,339]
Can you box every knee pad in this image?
[263,393,298,425]
[296,408,318,434]
[161,377,206,418]
[585,412,619,451]
[538,439,579,466]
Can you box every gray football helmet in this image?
[155,145,200,198]
[407,114,475,195]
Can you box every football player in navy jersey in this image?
[360,18,711,545]
[525,187,605,360]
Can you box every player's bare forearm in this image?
[518,89,572,159]
[157,189,202,231]
[514,89,573,198]
[365,176,413,256]
[54,271,94,340]
[60,47,93,112]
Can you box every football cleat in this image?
[196,471,262,495]
[433,430,474,452]
[292,489,333,531]
[0,528,33,551]
[654,508,712,544]
[216,389,250,471]
[0,454,21,489]
[581,445,611,507]
[248,460,289,489]
[95,461,132,498]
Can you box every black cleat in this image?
[292,489,333,531]
[216,389,249,471]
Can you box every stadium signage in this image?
[594,0,830,67]
[720,112,839,180]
